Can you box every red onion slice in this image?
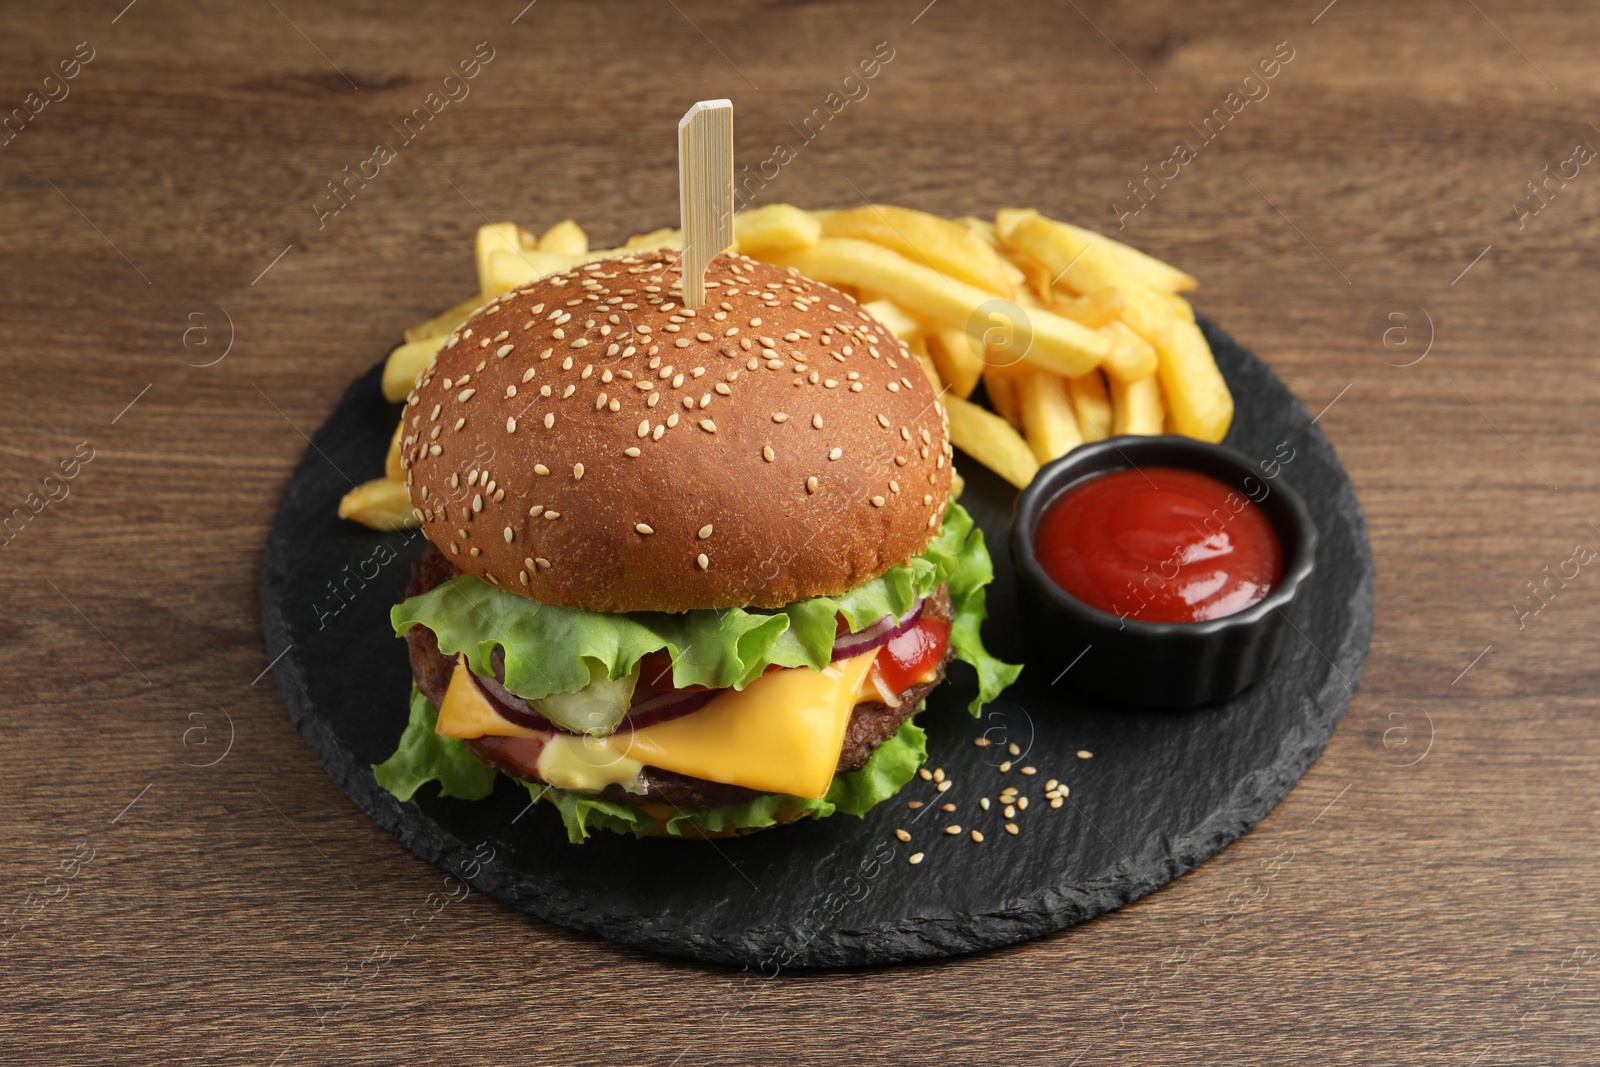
[469,670,558,733]
[830,598,926,662]
[620,688,720,731]
[470,664,720,735]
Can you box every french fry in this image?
[1097,320,1160,383]
[759,239,1110,377]
[983,369,1022,429]
[338,477,418,531]
[860,299,924,342]
[948,467,966,501]
[1018,371,1083,464]
[536,219,588,255]
[1054,288,1126,330]
[996,208,1197,293]
[483,248,585,298]
[734,203,821,253]
[1159,319,1233,443]
[1111,374,1165,436]
[383,337,443,402]
[926,326,984,399]
[1159,290,1196,322]
[405,294,483,344]
[1048,218,1197,294]
[1068,371,1113,442]
[385,420,404,480]
[957,216,1029,291]
[475,222,523,300]
[942,394,1040,489]
[996,209,1125,295]
[820,205,1018,297]
[624,227,681,250]
[1110,281,1176,354]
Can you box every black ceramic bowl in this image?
[1010,435,1317,709]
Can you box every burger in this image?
[373,249,1019,840]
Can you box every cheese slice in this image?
[433,651,880,799]
[435,659,545,739]
[606,651,878,798]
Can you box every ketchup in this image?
[873,615,951,694]
[1034,466,1282,624]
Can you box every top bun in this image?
[399,251,953,613]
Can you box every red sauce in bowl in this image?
[1034,466,1283,624]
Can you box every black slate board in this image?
[261,316,1373,969]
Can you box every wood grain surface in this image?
[2,1,1596,1063]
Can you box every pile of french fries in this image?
[340,204,1231,529]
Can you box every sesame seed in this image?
[909,852,925,865]
[528,505,543,517]
[812,414,824,429]
[971,830,984,843]
[1020,766,1037,776]
[496,344,514,358]
[762,445,775,462]
[503,527,513,542]
[999,760,1012,772]
[697,524,713,539]
[543,413,555,429]
[699,419,716,433]
[471,494,483,513]
[871,496,886,507]
[505,417,516,433]
[573,463,584,480]
[715,383,731,396]
[534,464,550,476]
[973,737,992,748]
[980,797,991,811]
[637,420,649,438]
[918,768,933,781]
[636,523,654,535]
[806,476,819,494]
[1050,798,1064,809]
[536,557,551,569]
[1005,823,1019,836]
[936,780,952,793]
[828,447,843,461]
[545,510,560,519]
[624,446,641,458]
[1077,750,1094,759]
[944,825,962,836]
[697,553,709,570]
[1018,797,1030,810]
[773,412,789,423]
[653,424,665,440]
[1008,742,1020,756]
[457,388,475,402]
[907,800,923,809]
[940,802,956,812]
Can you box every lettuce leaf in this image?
[393,500,1017,713]
[536,715,930,842]
[373,686,497,802]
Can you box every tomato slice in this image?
[872,616,951,695]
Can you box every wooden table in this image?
[3,1,1595,1062]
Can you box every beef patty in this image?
[402,544,951,809]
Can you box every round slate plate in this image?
[261,315,1373,970]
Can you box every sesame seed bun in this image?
[399,251,953,613]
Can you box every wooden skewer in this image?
[677,99,734,309]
